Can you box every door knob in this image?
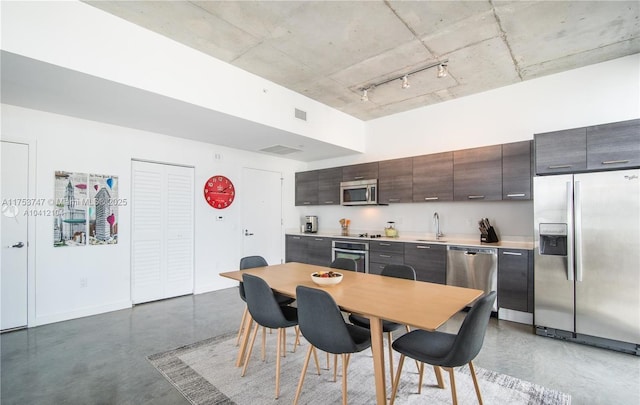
[10,241,24,248]
[244,230,254,236]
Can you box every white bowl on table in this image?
[311,271,343,286]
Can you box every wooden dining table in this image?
[220,262,483,405]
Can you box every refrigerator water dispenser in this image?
[539,223,568,256]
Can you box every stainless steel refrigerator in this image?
[534,169,640,355]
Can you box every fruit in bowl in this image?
[311,271,343,286]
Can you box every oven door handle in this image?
[333,248,367,255]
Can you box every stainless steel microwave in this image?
[340,179,378,205]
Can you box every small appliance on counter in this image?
[478,218,499,243]
[384,221,398,237]
[304,215,318,233]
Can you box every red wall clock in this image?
[204,175,235,209]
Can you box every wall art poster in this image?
[53,171,119,247]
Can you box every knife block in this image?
[481,226,499,243]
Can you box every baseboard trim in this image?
[32,300,132,327]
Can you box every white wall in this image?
[1,104,304,326]
[300,54,639,239]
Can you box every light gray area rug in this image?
[148,331,571,405]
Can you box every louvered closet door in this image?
[131,161,194,304]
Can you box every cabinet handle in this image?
[303,202,311,205]
[314,238,324,241]
[378,243,391,246]
[502,251,522,256]
[379,254,392,258]
[324,201,334,204]
[548,164,572,169]
[602,160,629,165]
[416,245,431,249]
[468,195,485,199]
[388,198,400,202]
[424,197,439,201]
[506,193,526,198]
[292,236,301,240]
[353,176,364,180]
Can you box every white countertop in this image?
[286,231,534,250]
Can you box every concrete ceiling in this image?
[87,1,640,121]
[3,1,639,162]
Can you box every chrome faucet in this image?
[433,212,444,240]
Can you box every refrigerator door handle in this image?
[566,181,574,281]
[575,180,583,282]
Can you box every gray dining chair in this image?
[330,257,358,271]
[389,291,497,405]
[241,273,311,399]
[348,263,417,385]
[293,285,372,405]
[235,255,295,345]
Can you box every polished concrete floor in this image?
[2,288,639,404]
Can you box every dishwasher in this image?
[446,246,498,311]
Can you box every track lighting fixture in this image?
[360,88,368,102]
[401,75,410,89]
[358,59,448,102]
[437,63,448,78]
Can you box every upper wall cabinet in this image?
[317,167,342,205]
[295,170,318,206]
[535,119,640,175]
[535,128,587,174]
[378,158,413,204]
[586,119,640,170]
[453,145,503,201]
[342,162,379,182]
[412,152,454,202]
[502,141,533,200]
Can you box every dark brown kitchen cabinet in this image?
[306,236,332,266]
[534,127,587,174]
[412,152,454,202]
[502,140,533,200]
[285,235,308,263]
[453,145,503,201]
[317,167,342,205]
[368,240,404,275]
[342,162,378,182]
[497,249,533,313]
[295,170,318,206]
[285,235,331,266]
[586,119,640,170]
[404,243,446,284]
[378,158,413,204]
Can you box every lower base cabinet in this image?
[404,243,447,284]
[369,241,404,275]
[497,249,533,313]
[285,235,332,267]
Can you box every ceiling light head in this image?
[401,75,410,89]
[437,64,448,78]
[361,88,369,102]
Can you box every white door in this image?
[1,141,29,330]
[242,168,283,264]
[131,160,194,304]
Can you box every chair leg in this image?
[434,365,445,389]
[405,325,421,374]
[235,306,248,346]
[390,354,405,405]
[282,329,287,358]
[311,346,321,375]
[445,367,458,405]
[275,328,282,399]
[341,353,348,405]
[326,352,330,369]
[293,345,314,405]
[333,353,338,382]
[261,326,267,361]
[293,326,300,353]
[468,361,483,405]
[241,322,260,377]
[417,362,424,394]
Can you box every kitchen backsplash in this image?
[296,200,533,241]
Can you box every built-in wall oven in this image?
[332,240,369,273]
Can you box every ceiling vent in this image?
[260,145,302,155]
[294,108,307,121]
